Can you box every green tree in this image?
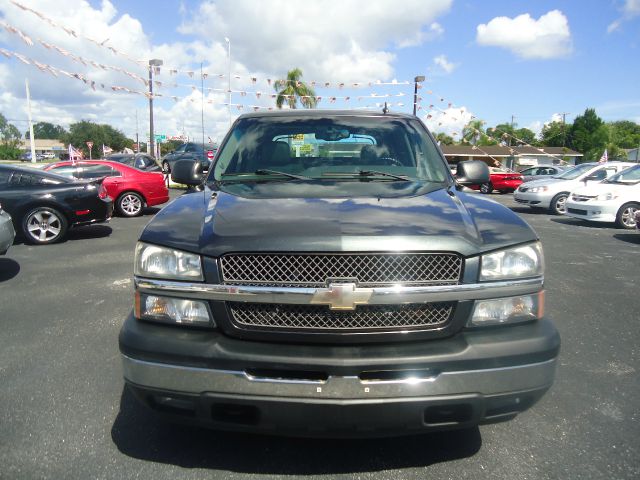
[0,113,22,159]
[540,121,570,147]
[434,132,454,145]
[569,108,607,161]
[514,127,538,146]
[607,121,640,149]
[61,121,132,158]
[25,122,67,140]
[275,68,317,109]
[486,123,515,144]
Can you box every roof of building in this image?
[440,145,582,157]
[19,139,65,149]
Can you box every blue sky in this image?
[0,0,638,141]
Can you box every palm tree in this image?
[274,68,317,109]
[462,119,485,145]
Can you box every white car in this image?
[514,162,636,214]
[565,163,640,229]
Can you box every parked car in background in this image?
[565,163,640,229]
[41,152,57,159]
[519,165,567,183]
[44,160,169,217]
[514,162,636,215]
[160,142,216,173]
[106,153,162,172]
[468,166,523,194]
[0,165,112,244]
[0,202,16,254]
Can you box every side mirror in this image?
[171,160,203,186]
[455,160,490,186]
[584,174,601,182]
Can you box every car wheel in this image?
[116,192,144,217]
[162,161,170,173]
[480,182,493,194]
[615,202,639,229]
[22,207,67,244]
[550,193,569,215]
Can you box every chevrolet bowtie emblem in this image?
[310,283,373,310]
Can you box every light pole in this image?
[224,37,231,126]
[413,75,425,116]
[148,58,163,158]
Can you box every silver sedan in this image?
[518,165,567,183]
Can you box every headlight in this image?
[134,242,203,280]
[480,242,544,281]
[469,292,544,327]
[528,186,548,193]
[135,292,214,326]
[596,192,617,201]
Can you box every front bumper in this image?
[120,314,560,436]
[513,190,554,208]
[565,200,617,223]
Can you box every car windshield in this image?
[604,164,640,184]
[211,115,448,183]
[554,164,594,180]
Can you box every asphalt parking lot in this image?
[1,191,639,480]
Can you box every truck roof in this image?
[235,109,417,120]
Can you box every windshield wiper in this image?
[221,169,311,180]
[324,170,411,181]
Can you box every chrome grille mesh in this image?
[220,253,462,287]
[228,302,454,331]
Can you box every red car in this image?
[44,160,169,217]
[468,167,524,194]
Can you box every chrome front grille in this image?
[220,253,463,287]
[228,302,455,332]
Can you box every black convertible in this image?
[0,165,113,245]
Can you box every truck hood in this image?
[140,181,538,258]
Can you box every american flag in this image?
[68,144,82,164]
[599,149,608,163]
[102,144,113,157]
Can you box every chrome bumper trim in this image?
[135,277,544,306]
[122,355,557,399]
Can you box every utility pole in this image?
[559,112,570,148]
[201,62,205,148]
[413,76,425,116]
[25,79,36,163]
[135,110,139,153]
[225,37,231,127]
[148,58,163,159]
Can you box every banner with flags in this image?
[599,149,608,163]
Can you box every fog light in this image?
[135,292,214,326]
[469,292,544,327]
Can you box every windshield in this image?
[605,164,640,184]
[554,164,594,180]
[211,115,448,183]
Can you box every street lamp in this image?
[148,58,163,159]
[224,37,231,126]
[413,75,425,116]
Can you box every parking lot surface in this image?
[1,191,639,480]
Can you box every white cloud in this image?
[432,54,457,74]
[179,0,453,81]
[608,0,640,32]
[0,0,453,144]
[476,10,573,59]
[422,106,475,138]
